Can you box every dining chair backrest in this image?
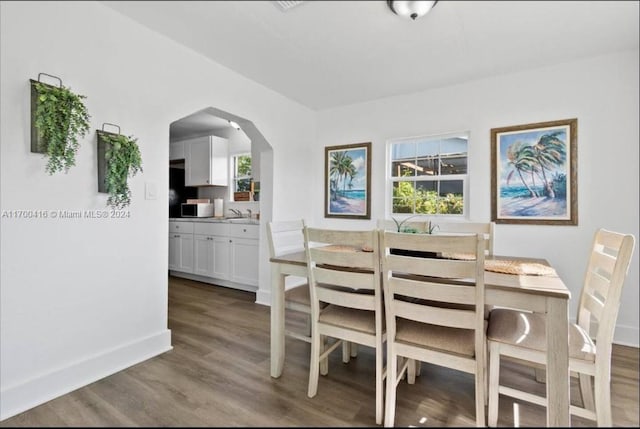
[267,219,306,258]
[380,230,487,426]
[577,228,635,357]
[304,227,381,316]
[436,221,495,256]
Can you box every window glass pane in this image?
[391,160,416,178]
[417,140,439,157]
[392,181,415,213]
[416,155,438,176]
[414,181,438,214]
[236,178,251,192]
[235,155,252,178]
[391,142,416,177]
[440,153,467,175]
[438,180,464,214]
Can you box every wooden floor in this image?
[3,276,639,427]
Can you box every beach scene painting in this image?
[325,142,371,219]
[491,118,577,225]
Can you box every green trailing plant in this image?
[391,215,439,234]
[101,132,143,209]
[33,81,91,174]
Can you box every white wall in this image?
[315,49,639,346]
[0,1,315,420]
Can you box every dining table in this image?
[269,250,572,427]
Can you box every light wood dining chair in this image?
[437,221,495,256]
[486,228,636,427]
[267,219,312,343]
[381,230,487,427]
[303,226,386,425]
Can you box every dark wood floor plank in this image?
[2,276,638,427]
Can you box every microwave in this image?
[181,203,214,218]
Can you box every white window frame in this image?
[385,131,470,219]
[230,152,252,200]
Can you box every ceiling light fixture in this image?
[387,0,438,21]
[228,120,241,130]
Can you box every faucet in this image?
[246,209,252,219]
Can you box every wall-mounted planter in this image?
[30,73,91,174]
[97,124,143,209]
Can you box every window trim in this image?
[230,152,252,200]
[385,131,470,219]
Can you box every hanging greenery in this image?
[99,132,143,209]
[32,81,91,174]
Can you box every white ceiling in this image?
[103,1,639,110]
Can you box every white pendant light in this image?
[387,1,438,21]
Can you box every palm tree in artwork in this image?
[330,151,348,200]
[532,131,566,198]
[505,142,540,197]
[330,151,356,198]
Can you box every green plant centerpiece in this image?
[31,79,91,174]
[97,131,143,209]
[391,215,439,234]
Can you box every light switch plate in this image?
[145,182,157,200]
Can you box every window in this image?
[388,133,468,216]
[232,153,252,195]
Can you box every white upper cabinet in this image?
[184,135,229,186]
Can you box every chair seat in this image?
[285,284,310,306]
[487,308,596,362]
[396,318,487,357]
[319,305,377,334]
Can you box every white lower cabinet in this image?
[194,234,230,279]
[168,233,194,273]
[230,237,259,286]
[171,220,257,290]
[229,224,259,286]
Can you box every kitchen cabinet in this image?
[194,235,230,279]
[169,140,185,160]
[170,220,258,290]
[169,221,195,273]
[168,233,194,273]
[228,224,259,286]
[185,135,229,186]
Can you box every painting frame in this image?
[491,118,578,225]
[324,142,372,220]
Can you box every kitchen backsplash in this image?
[197,186,259,217]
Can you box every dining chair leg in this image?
[384,353,398,427]
[484,343,489,407]
[350,342,358,357]
[342,341,351,363]
[375,343,384,425]
[308,332,321,397]
[407,359,416,384]
[487,341,501,427]
[476,351,486,426]
[320,335,329,376]
[579,373,595,411]
[595,369,612,427]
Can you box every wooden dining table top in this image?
[270,250,571,300]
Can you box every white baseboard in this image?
[614,323,639,347]
[0,329,172,421]
[255,289,270,306]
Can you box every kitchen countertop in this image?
[169,217,260,225]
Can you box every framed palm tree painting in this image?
[325,142,371,219]
[491,118,577,225]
